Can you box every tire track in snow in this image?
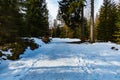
[17,41,92,80]
[18,44,58,80]
[16,55,43,80]
[77,57,91,80]
[18,43,59,80]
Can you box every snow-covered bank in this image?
[0,38,120,80]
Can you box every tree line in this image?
[0,0,120,60]
[0,0,119,44]
[0,0,49,60]
[51,0,89,40]
[52,0,120,43]
[0,0,49,44]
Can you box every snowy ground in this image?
[0,38,120,80]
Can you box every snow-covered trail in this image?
[0,38,120,80]
[20,39,83,80]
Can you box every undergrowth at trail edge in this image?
[0,38,39,60]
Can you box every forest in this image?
[0,0,120,60]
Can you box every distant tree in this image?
[60,24,74,38]
[51,22,74,38]
[114,2,120,43]
[53,19,58,37]
[94,13,99,39]
[25,0,49,37]
[56,26,61,37]
[84,18,89,40]
[97,0,118,42]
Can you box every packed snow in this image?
[0,38,120,80]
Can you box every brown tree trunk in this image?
[90,0,95,43]
[81,5,85,42]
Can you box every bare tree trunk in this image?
[81,5,85,42]
[90,0,95,43]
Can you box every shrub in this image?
[0,51,2,57]
[1,38,39,60]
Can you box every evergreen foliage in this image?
[58,0,86,38]
[114,2,120,43]
[51,19,88,39]
[51,25,74,38]
[0,0,23,44]
[0,0,49,60]
[97,0,118,42]
[59,25,74,38]
[24,0,49,37]
[57,0,90,39]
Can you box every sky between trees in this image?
[46,0,119,21]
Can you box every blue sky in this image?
[46,0,59,20]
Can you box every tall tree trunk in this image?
[81,5,85,42]
[90,0,95,43]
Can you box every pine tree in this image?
[0,0,23,44]
[60,24,74,38]
[97,0,118,42]
[114,2,120,43]
[25,0,49,37]
[0,0,40,59]
[58,0,86,39]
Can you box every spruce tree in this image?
[0,0,23,44]
[58,0,86,38]
[0,0,40,59]
[114,2,120,43]
[97,0,118,42]
[59,0,86,29]
[25,0,49,37]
